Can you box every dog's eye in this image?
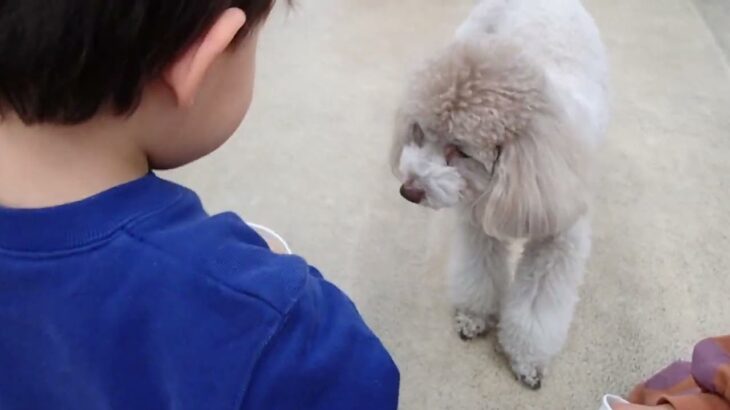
[490,145,503,176]
[411,122,426,147]
[445,144,468,166]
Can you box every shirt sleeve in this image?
[628,336,730,410]
[239,267,400,410]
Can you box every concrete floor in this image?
[167,1,730,409]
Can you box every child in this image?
[0,1,399,409]
[600,336,730,410]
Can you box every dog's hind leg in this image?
[449,218,510,341]
[497,215,591,389]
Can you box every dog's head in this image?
[391,38,591,238]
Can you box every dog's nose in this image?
[400,184,426,204]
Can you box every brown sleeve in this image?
[711,362,730,401]
[628,361,695,405]
[691,336,730,401]
[658,392,730,410]
[629,336,730,408]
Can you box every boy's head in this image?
[0,0,284,169]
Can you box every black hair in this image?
[0,0,285,124]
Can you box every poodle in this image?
[390,0,608,389]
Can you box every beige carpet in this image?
[167,1,730,408]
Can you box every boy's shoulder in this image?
[0,176,401,409]
[123,183,401,410]
[125,182,309,316]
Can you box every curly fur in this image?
[391,0,608,389]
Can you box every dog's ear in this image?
[478,107,591,238]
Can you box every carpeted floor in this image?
[167,1,730,408]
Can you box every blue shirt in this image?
[0,174,399,410]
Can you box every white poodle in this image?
[391,0,608,389]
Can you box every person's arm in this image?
[240,267,400,410]
[687,336,730,406]
[620,336,730,410]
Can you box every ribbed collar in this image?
[0,173,183,253]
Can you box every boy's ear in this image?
[163,8,247,107]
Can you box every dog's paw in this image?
[508,359,544,390]
[454,311,494,340]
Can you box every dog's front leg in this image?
[497,216,591,389]
[449,218,510,340]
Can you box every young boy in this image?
[0,1,400,409]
